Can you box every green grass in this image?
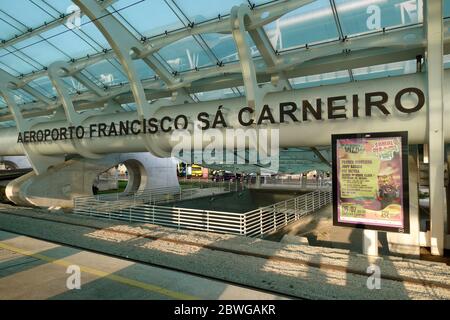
[97,180,128,195]
[178,180,208,189]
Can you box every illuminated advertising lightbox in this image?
[331,132,409,233]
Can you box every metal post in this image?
[363,229,379,256]
[426,0,446,255]
[295,198,298,219]
[260,208,263,235]
[284,201,287,225]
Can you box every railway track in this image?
[0,208,449,294]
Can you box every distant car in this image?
[211,171,236,182]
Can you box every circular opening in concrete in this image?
[92,165,127,195]
[92,160,147,195]
[0,161,18,171]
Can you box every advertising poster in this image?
[332,132,409,233]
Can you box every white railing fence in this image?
[243,190,331,237]
[246,177,332,189]
[74,182,236,216]
[75,188,332,237]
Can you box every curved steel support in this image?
[74,0,192,157]
[0,70,64,174]
[230,5,290,116]
[48,61,103,159]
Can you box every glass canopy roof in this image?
[0,0,448,128]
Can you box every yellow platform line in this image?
[0,242,198,300]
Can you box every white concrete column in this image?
[426,0,446,256]
[446,148,450,244]
[387,150,420,257]
[363,229,378,256]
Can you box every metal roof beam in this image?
[73,0,191,158]
[0,0,114,52]
[0,44,425,122]
[72,72,108,97]
[0,69,64,173]
[0,20,443,121]
[16,20,430,89]
[134,0,314,59]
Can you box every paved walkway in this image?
[0,204,449,299]
[0,230,287,300]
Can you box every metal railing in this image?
[243,190,332,237]
[75,189,332,237]
[247,177,332,189]
[74,183,234,214]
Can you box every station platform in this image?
[0,230,286,300]
[0,204,449,300]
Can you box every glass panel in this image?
[69,15,110,52]
[0,121,16,128]
[335,0,423,37]
[0,96,6,107]
[0,49,40,75]
[40,25,101,59]
[13,36,70,66]
[289,70,350,89]
[0,58,22,75]
[133,60,156,80]
[28,76,56,98]
[0,0,51,35]
[202,32,259,63]
[196,88,241,101]
[352,60,416,81]
[13,89,35,104]
[158,36,213,72]
[202,33,238,63]
[109,0,184,38]
[264,0,339,51]
[173,0,246,23]
[444,54,450,68]
[84,59,129,86]
[0,19,23,41]
[252,0,279,6]
[38,0,77,15]
[62,77,87,94]
[122,103,136,112]
[445,0,450,18]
